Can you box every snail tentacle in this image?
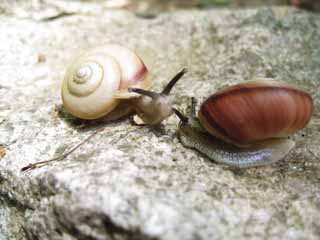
[161,68,188,95]
[190,97,197,117]
[128,87,159,99]
[172,108,189,124]
[127,68,187,125]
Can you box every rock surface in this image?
[1,1,320,240]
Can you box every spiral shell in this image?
[198,80,313,146]
[61,44,151,119]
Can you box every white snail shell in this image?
[61,44,151,119]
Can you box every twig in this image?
[21,127,105,171]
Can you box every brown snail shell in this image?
[198,80,313,147]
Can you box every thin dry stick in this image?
[21,127,106,171]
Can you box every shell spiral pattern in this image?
[61,44,151,119]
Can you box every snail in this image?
[20,44,186,171]
[173,80,313,168]
[61,44,187,125]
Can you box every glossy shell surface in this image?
[61,44,151,119]
[198,80,313,146]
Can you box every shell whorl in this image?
[61,44,150,120]
[67,58,113,97]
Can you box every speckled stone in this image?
[1,1,320,240]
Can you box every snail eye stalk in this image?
[129,68,188,99]
[191,97,197,117]
[161,68,188,95]
[128,88,159,99]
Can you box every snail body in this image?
[61,44,186,124]
[174,80,313,168]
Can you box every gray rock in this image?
[1,2,320,240]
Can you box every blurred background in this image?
[101,0,320,13]
[72,0,320,18]
[1,0,319,21]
